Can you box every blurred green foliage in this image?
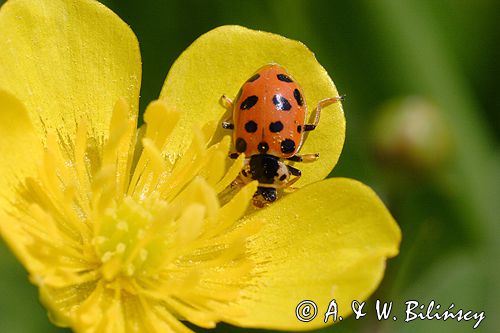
[0,0,498,332]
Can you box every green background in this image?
[0,0,498,332]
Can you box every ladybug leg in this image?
[286,175,301,187]
[283,174,302,192]
[220,95,235,130]
[287,153,319,163]
[286,165,301,177]
[304,95,345,131]
[282,165,302,192]
[221,94,234,109]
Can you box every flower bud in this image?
[371,96,453,175]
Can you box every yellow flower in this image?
[0,0,401,332]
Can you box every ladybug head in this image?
[255,186,277,203]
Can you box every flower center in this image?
[11,99,260,330]
[96,196,159,281]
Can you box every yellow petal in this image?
[0,90,42,262]
[160,25,345,187]
[0,0,141,139]
[0,90,40,193]
[225,177,401,330]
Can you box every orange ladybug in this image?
[222,64,343,204]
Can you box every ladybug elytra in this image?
[221,64,343,206]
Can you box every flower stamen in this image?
[8,98,259,332]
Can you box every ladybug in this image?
[221,64,343,205]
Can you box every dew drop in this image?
[117,221,128,231]
[126,264,135,276]
[116,243,126,253]
[101,251,113,262]
[139,249,148,261]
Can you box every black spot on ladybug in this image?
[297,125,302,133]
[236,138,247,153]
[277,74,293,82]
[240,95,258,110]
[281,139,296,154]
[279,174,287,181]
[293,89,303,106]
[258,142,269,154]
[247,73,260,82]
[245,120,258,133]
[273,94,292,111]
[269,121,284,133]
